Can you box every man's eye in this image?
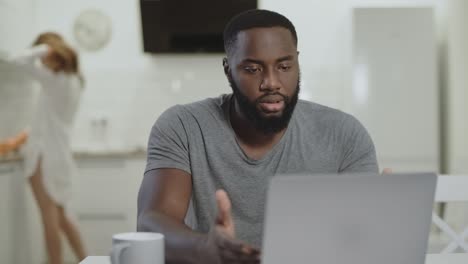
[244,67,260,73]
[279,65,291,71]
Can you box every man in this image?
[137,9,378,264]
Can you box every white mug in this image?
[110,232,164,264]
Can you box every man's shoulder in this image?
[295,100,353,124]
[181,94,230,113]
[156,94,230,125]
[295,100,371,140]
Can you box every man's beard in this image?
[229,76,300,135]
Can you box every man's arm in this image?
[137,168,202,263]
[338,114,379,173]
[137,168,260,264]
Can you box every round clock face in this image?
[73,9,112,52]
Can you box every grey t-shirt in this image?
[145,94,378,247]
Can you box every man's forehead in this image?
[236,27,295,47]
[232,27,297,62]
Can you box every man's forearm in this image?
[137,211,210,264]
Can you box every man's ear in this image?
[222,57,229,76]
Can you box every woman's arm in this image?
[0,44,54,79]
[4,44,49,64]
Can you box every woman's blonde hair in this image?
[33,32,84,86]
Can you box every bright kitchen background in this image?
[0,0,467,263]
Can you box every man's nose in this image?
[260,68,281,92]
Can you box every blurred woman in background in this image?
[2,32,87,264]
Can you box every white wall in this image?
[0,0,35,50]
[0,0,39,139]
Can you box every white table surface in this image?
[80,254,468,264]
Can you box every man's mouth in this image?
[258,94,286,113]
[258,100,285,113]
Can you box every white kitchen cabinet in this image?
[350,7,439,172]
[446,0,468,174]
[15,155,146,264]
[0,163,14,264]
[60,156,145,261]
[445,0,468,227]
[0,159,32,264]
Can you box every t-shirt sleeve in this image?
[338,114,379,173]
[145,105,191,175]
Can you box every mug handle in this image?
[110,242,130,264]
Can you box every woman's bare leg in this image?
[57,206,87,261]
[29,160,63,264]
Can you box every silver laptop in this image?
[262,173,437,264]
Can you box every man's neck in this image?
[230,98,286,152]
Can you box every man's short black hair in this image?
[223,9,298,56]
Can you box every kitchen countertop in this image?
[0,149,147,164]
[0,151,22,163]
[74,149,147,159]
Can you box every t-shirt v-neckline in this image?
[223,94,293,165]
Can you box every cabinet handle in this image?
[77,212,127,221]
[77,159,126,169]
[0,167,14,174]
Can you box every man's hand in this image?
[215,190,236,237]
[204,190,261,264]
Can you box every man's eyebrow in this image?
[276,55,294,62]
[241,58,264,65]
[241,55,295,65]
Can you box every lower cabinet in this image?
[0,163,14,264]
[21,155,145,264]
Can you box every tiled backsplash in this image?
[71,56,231,152]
